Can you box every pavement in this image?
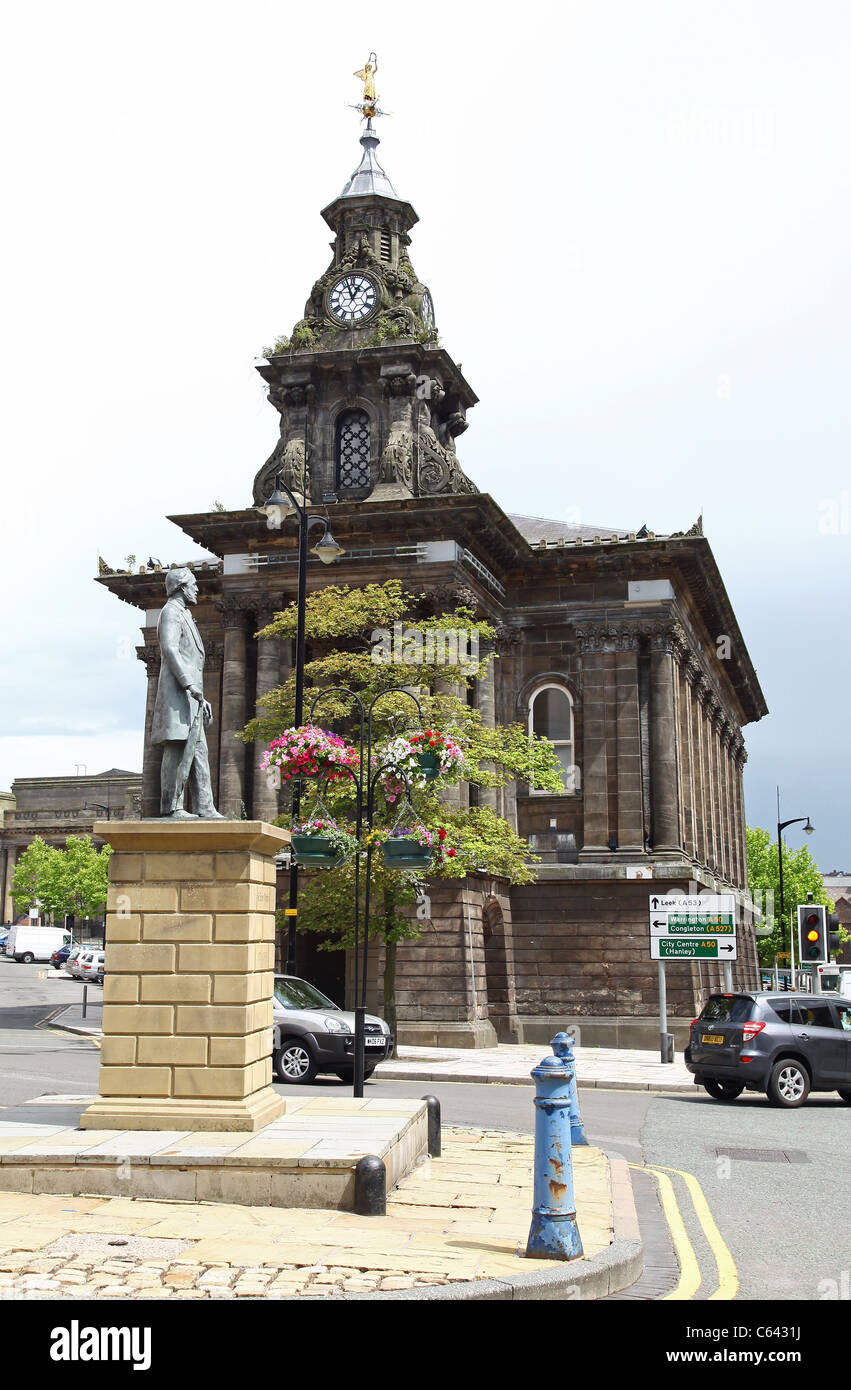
[0,1126,641,1301]
[51,996,695,1093]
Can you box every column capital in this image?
[215,595,254,629]
[645,619,689,660]
[135,644,161,675]
[574,622,640,654]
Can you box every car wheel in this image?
[767,1058,810,1108]
[837,1089,851,1103]
[703,1079,744,1101]
[274,1038,318,1085]
[21,953,34,965]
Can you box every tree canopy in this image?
[245,580,565,1032]
[10,835,112,923]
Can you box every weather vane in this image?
[351,52,385,121]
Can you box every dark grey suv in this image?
[685,992,851,1108]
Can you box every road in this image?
[1,958,849,1301]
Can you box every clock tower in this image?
[252,91,478,507]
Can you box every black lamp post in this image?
[261,472,344,973]
[776,788,814,976]
[84,801,111,820]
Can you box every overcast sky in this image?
[1,1,848,869]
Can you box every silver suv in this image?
[272,975,393,1085]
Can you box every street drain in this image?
[714,1147,809,1163]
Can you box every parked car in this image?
[75,950,105,983]
[272,974,393,1084]
[64,946,86,978]
[51,943,74,969]
[76,950,105,984]
[685,991,851,1108]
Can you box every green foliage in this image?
[292,322,318,349]
[249,580,565,1022]
[213,500,226,512]
[262,335,291,357]
[746,825,838,964]
[10,835,112,920]
[10,838,66,915]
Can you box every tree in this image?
[57,835,113,921]
[244,580,565,1036]
[746,825,840,966]
[9,835,111,928]
[10,838,65,918]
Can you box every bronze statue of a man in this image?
[151,567,224,820]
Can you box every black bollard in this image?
[354,1155,386,1216]
[421,1094,441,1157]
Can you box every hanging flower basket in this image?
[376,730,465,801]
[261,725,359,786]
[417,749,441,780]
[380,826,435,871]
[291,819,358,869]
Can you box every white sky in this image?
[1,1,848,867]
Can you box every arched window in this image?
[336,409,371,490]
[528,683,576,794]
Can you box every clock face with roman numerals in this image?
[327,274,378,325]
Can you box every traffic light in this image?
[797,905,828,964]
[827,913,842,957]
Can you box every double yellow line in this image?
[631,1162,738,1300]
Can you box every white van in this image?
[4,925,71,964]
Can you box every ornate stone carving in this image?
[421,583,479,615]
[379,430,414,488]
[574,622,640,653]
[417,424,477,497]
[215,596,256,629]
[382,372,417,398]
[136,644,161,675]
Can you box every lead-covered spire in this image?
[339,119,399,200]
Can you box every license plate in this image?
[365,1037,385,1047]
[701,1033,724,1045]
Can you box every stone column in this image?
[649,631,680,852]
[576,636,610,853]
[252,602,286,823]
[202,638,224,809]
[80,819,289,1132]
[614,636,644,851]
[677,661,696,860]
[136,645,162,820]
[720,722,735,884]
[708,703,726,878]
[2,845,17,923]
[217,598,250,820]
[476,640,499,813]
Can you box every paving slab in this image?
[0,1127,641,1300]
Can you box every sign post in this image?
[648,895,738,1062]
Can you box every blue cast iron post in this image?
[551,1030,587,1146]
[525,1049,584,1261]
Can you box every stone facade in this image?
[95,123,768,1046]
[0,768,141,926]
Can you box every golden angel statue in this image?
[354,53,378,114]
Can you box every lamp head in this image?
[804,819,814,835]
[312,530,345,566]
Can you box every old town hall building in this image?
[98,110,768,1048]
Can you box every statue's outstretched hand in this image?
[203,700,213,728]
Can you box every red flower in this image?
[447,848,456,857]
[438,828,447,841]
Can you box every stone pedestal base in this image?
[397,1019,498,1050]
[80,820,289,1133]
[78,1090,286,1133]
